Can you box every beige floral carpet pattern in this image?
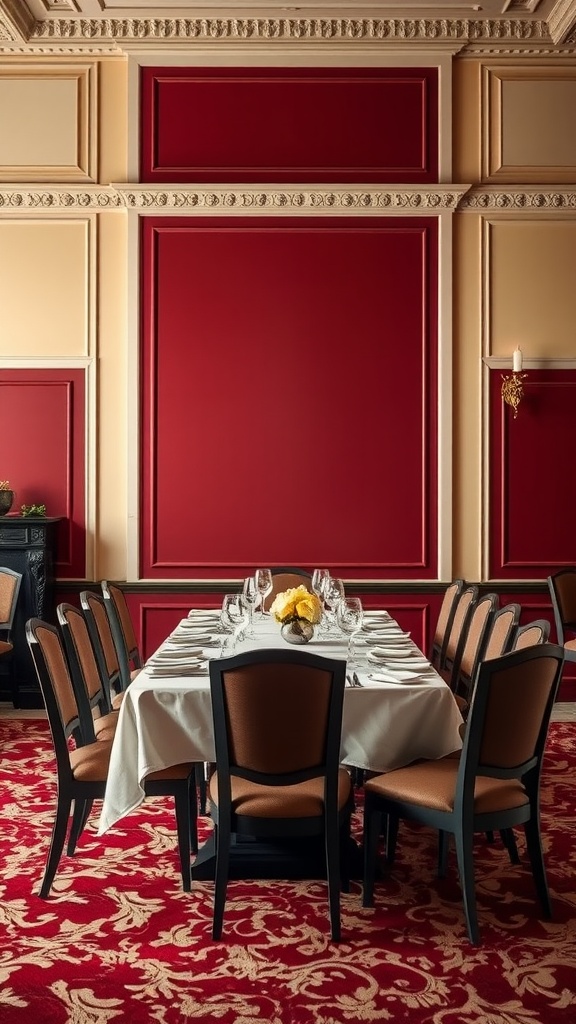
[1,718,575,1024]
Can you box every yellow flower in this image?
[270,585,322,625]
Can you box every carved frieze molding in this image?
[114,184,471,213]
[3,14,576,55]
[3,185,576,214]
[0,186,123,210]
[460,186,576,210]
[0,184,472,213]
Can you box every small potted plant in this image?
[0,480,14,516]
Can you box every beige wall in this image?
[1,51,574,583]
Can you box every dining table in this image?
[98,606,464,879]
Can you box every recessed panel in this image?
[141,67,438,184]
[489,370,576,578]
[0,369,86,579]
[0,65,96,182]
[484,67,576,183]
[140,216,438,580]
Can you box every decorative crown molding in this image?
[3,12,575,54]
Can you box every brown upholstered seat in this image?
[362,643,565,945]
[26,617,199,897]
[208,648,354,941]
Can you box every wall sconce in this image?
[501,347,527,419]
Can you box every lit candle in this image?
[513,347,523,373]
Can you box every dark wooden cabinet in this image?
[0,516,61,708]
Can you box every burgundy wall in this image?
[140,216,438,579]
[489,369,576,579]
[140,67,438,184]
[0,369,86,578]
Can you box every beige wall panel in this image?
[453,60,482,186]
[483,67,576,183]
[99,59,128,186]
[453,212,483,581]
[95,211,128,579]
[0,220,90,358]
[0,64,97,182]
[486,220,576,360]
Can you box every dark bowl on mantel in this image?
[0,490,14,516]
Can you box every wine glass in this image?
[220,593,249,654]
[336,597,364,664]
[312,569,330,634]
[242,575,258,636]
[255,568,273,618]
[323,577,345,635]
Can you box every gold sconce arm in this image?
[501,371,527,419]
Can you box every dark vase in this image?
[0,490,14,516]
[280,618,315,644]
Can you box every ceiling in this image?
[1,0,576,48]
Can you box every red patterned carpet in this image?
[1,718,575,1024]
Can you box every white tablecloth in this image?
[98,612,463,834]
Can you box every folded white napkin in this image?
[149,647,205,664]
[168,633,220,646]
[148,664,205,678]
[369,646,414,659]
[367,670,428,685]
[383,657,431,670]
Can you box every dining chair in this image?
[430,579,465,671]
[512,619,551,651]
[439,585,479,684]
[80,590,126,709]
[481,602,522,662]
[263,567,313,611]
[362,643,565,945]
[449,592,499,713]
[82,589,207,814]
[101,580,143,693]
[57,602,119,743]
[208,648,354,941]
[26,616,198,897]
[0,566,23,707]
[547,568,576,661]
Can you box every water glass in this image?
[255,568,273,617]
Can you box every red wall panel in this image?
[0,370,86,578]
[140,67,438,184]
[140,216,438,580]
[489,370,576,579]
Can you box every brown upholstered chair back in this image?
[512,620,551,651]
[0,567,22,630]
[81,591,121,681]
[431,579,465,667]
[210,648,346,786]
[221,662,332,774]
[442,585,479,674]
[57,603,114,742]
[548,568,576,649]
[102,581,140,655]
[472,648,563,771]
[482,603,521,661]
[263,569,313,611]
[27,618,80,739]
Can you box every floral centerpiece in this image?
[270,585,322,645]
